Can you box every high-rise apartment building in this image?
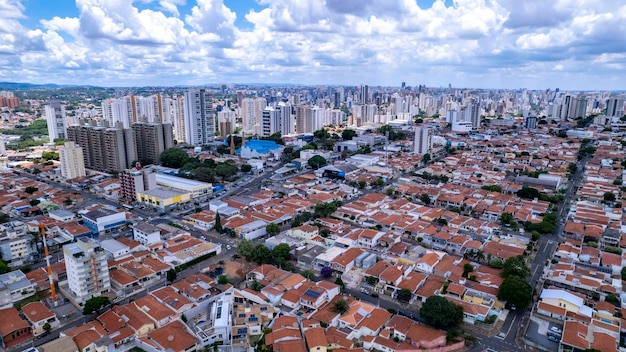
[414,126,433,155]
[240,97,266,134]
[296,105,314,134]
[183,88,215,146]
[64,238,111,304]
[360,85,369,104]
[131,122,173,165]
[45,100,67,142]
[217,110,236,137]
[67,125,136,173]
[261,107,280,137]
[58,141,86,179]
[277,104,293,135]
[606,96,625,117]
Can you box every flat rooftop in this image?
[156,173,212,191]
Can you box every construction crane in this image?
[40,223,57,304]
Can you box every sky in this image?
[1,0,625,90]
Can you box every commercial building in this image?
[132,222,162,246]
[183,88,215,146]
[240,140,283,160]
[81,208,127,236]
[63,238,111,305]
[155,173,212,198]
[58,141,86,179]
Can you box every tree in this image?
[462,263,474,278]
[266,223,280,237]
[24,186,38,194]
[422,153,431,163]
[238,239,255,260]
[500,212,513,225]
[29,199,40,206]
[0,212,9,224]
[218,275,229,285]
[331,299,349,314]
[160,148,189,168]
[497,275,532,309]
[419,296,463,329]
[308,155,327,169]
[342,129,357,140]
[419,194,431,205]
[301,270,315,280]
[621,266,626,281]
[272,243,291,262]
[334,277,345,288]
[396,288,412,303]
[214,213,222,233]
[603,192,616,202]
[503,255,529,279]
[251,280,263,291]
[241,164,252,173]
[321,266,333,278]
[63,197,73,206]
[166,269,177,282]
[83,296,110,315]
[42,322,51,333]
[215,163,239,181]
[516,186,541,200]
[252,244,272,264]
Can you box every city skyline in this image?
[1,0,625,90]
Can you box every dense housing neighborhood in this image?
[0,85,624,352]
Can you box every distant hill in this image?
[0,82,101,90]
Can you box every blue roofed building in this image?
[81,208,127,236]
[240,140,283,160]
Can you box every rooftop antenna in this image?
[40,224,57,305]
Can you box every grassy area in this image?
[14,291,48,310]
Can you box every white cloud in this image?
[0,0,623,89]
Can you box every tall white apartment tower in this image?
[414,126,433,155]
[183,88,215,146]
[261,107,280,137]
[45,100,67,142]
[240,97,267,134]
[277,104,293,135]
[64,238,111,304]
[58,141,86,179]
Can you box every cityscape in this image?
[0,1,625,352]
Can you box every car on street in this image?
[226,244,232,250]
[370,293,379,298]
[360,288,369,295]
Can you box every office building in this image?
[131,122,173,165]
[45,100,68,142]
[183,88,215,146]
[606,96,625,117]
[414,126,433,155]
[58,141,86,179]
[525,115,538,129]
[64,238,111,304]
[67,125,137,173]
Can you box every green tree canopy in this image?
[308,155,327,169]
[396,288,412,303]
[218,275,229,285]
[160,148,189,168]
[241,164,253,173]
[83,296,110,315]
[272,243,291,262]
[266,223,280,236]
[419,296,463,329]
[166,269,177,282]
[420,193,431,205]
[342,129,357,140]
[237,239,255,260]
[331,299,349,314]
[502,255,529,279]
[497,275,532,309]
[603,192,616,202]
[252,244,272,264]
[500,212,514,225]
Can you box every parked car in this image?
[550,326,562,334]
[547,335,560,342]
[360,288,369,295]
[370,293,379,298]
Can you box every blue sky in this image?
[1,0,626,90]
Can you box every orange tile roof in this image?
[148,320,198,351]
[0,307,30,337]
[304,327,328,349]
[22,301,55,324]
